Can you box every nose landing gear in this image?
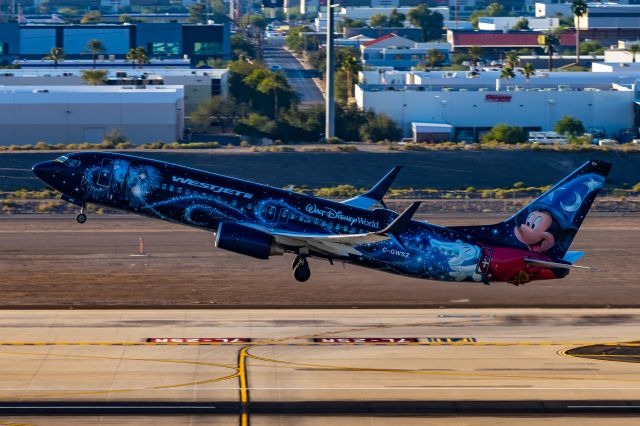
[76,206,87,224]
[292,256,311,282]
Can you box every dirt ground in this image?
[0,213,637,308]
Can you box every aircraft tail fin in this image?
[450,160,612,259]
[342,166,403,209]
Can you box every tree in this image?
[505,50,519,69]
[85,39,106,69]
[469,2,505,28]
[340,53,360,99]
[231,33,255,59]
[540,30,560,71]
[500,66,515,82]
[189,3,206,23]
[44,47,64,69]
[407,4,444,42]
[426,48,445,70]
[191,96,248,133]
[370,14,388,27]
[512,18,530,30]
[468,45,484,67]
[628,43,640,62]
[340,18,367,29]
[519,62,536,81]
[235,113,277,142]
[481,124,526,144]
[81,70,108,85]
[81,11,103,23]
[555,116,584,136]
[388,8,406,27]
[286,26,306,53]
[359,113,402,142]
[256,72,291,116]
[571,0,588,65]
[134,47,148,68]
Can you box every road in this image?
[0,309,639,425]
[263,39,324,108]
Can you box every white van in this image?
[528,131,568,145]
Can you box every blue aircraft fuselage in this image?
[33,151,609,285]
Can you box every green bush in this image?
[481,124,526,144]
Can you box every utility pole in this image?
[325,0,335,140]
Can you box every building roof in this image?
[362,33,398,47]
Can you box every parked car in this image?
[528,131,567,145]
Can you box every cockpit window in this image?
[54,155,81,168]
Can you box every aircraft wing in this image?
[270,231,389,257]
[342,166,403,209]
[241,202,421,258]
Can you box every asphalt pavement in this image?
[263,38,325,108]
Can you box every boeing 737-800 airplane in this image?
[33,152,610,285]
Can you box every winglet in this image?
[342,166,403,209]
[377,201,421,237]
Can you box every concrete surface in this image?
[0,309,639,423]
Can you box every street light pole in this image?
[325,0,336,140]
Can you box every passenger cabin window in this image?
[265,205,276,221]
[279,208,290,224]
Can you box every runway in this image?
[0,309,639,424]
[1,213,639,308]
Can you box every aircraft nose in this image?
[32,161,58,183]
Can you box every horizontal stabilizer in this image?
[377,202,421,237]
[563,251,585,264]
[342,166,403,209]
[524,258,591,270]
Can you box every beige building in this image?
[0,86,184,145]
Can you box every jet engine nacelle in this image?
[215,222,284,259]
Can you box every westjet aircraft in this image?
[33,153,610,285]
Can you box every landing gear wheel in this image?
[76,213,87,224]
[293,256,311,282]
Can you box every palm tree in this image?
[468,45,483,68]
[426,48,445,71]
[629,43,640,62]
[505,50,519,69]
[127,48,137,67]
[519,62,535,82]
[256,73,290,116]
[340,53,360,100]
[85,39,106,69]
[540,31,560,71]
[500,66,515,82]
[571,0,588,65]
[80,69,108,85]
[44,47,64,69]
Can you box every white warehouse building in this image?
[0,86,184,146]
[355,83,636,141]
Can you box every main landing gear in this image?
[292,256,311,283]
[76,206,87,224]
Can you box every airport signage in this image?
[312,338,419,343]
[146,338,251,343]
[485,94,512,102]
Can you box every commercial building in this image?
[447,29,576,52]
[577,4,640,30]
[477,16,559,31]
[0,85,184,145]
[0,23,231,66]
[361,34,451,70]
[0,68,228,121]
[355,69,640,140]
